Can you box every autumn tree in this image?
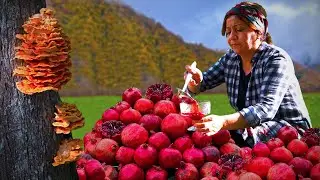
[0,0,78,179]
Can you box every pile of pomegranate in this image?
[76,83,320,180]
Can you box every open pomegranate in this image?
[145,83,173,103]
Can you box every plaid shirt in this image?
[198,42,311,146]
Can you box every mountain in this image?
[47,0,319,95]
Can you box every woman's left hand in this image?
[194,114,226,136]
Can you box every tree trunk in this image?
[0,0,78,179]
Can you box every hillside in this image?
[47,0,319,95]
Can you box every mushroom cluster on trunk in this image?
[53,102,85,134]
[13,8,71,95]
[52,139,83,166]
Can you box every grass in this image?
[62,93,320,139]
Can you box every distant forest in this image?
[47,0,319,95]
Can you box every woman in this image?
[185,2,311,147]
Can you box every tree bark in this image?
[0,0,78,179]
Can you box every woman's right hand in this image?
[185,65,203,87]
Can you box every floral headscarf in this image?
[221,2,268,38]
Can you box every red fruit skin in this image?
[134,98,154,114]
[270,147,293,163]
[277,126,298,144]
[219,143,241,155]
[267,163,296,180]
[288,157,313,178]
[244,157,274,179]
[226,171,242,180]
[139,114,162,132]
[310,163,320,180]
[84,159,106,180]
[173,135,193,153]
[93,119,104,136]
[83,131,102,146]
[201,176,219,180]
[115,146,135,165]
[202,146,220,163]
[84,137,101,158]
[211,130,231,145]
[145,166,168,180]
[119,108,142,125]
[161,113,187,140]
[287,139,309,157]
[113,101,131,114]
[76,153,93,168]
[252,142,270,157]
[122,87,142,107]
[305,146,320,165]
[266,138,284,151]
[102,164,118,180]
[238,172,262,180]
[148,132,171,151]
[175,162,199,180]
[171,94,181,112]
[121,123,149,148]
[102,108,119,122]
[94,139,119,164]
[240,147,252,163]
[199,162,220,178]
[77,168,86,180]
[118,163,144,180]
[134,144,158,169]
[154,100,177,118]
[159,148,182,169]
[183,148,205,168]
[192,131,213,148]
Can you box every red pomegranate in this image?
[148,132,171,151]
[201,176,219,180]
[301,128,320,147]
[238,172,261,180]
[202,146,220,163]
[267,163,296,180]
[219,143,241,155]
[122,87,142,107]
[113,101,131,114]
[83,131,102,147]
[161,113,187,140]
[266,138,284,151]
[120,108,141,125]
[192,131,213,148]
[240,147,252,163]
[94,138,119,164]
[244,157,274,179]
[134,144,158,169]
[159,148,182,169]
[76,153,93,168]
[102,108,119,121]
[288,157,313,178]
[84,136,101,158]
[277,126,298,144]
[212,130,231,145]
[154,100,177,118]
[115,146,135,165]
[121,123,148,148]
[305,146,320,165]
[145,83,173,103]
[183,147,205,168]
[145,166,168,180]
[77,167,86,180]
[269,147,293,163]
[134,98,154,114]
[173,135,193,153]
[310,163,320,180]
[102,164,118,180]
[139,114,162,132]
[199,162,220,178]
[252,142,270,157]
[287,139,308,157]
[118,163,144,180]
[84,159,105,180]
[100,120,125,143]
[175,162,199,180]
[171,94,181,112]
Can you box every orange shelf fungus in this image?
[14,8,72,95]
[52,139,83,166]
[53,102,85,134]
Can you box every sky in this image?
[121,0,320,65]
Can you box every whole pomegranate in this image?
[118,163,144,180]
[277,126,298,144]
[134,144,158,169]
[161,113,187,140]
[94,138,119,164]
[122,87,142,106]
[134,98,154,114]
[145,166,168,180]
[102,108,119,121]
[159,148,182,169]
[121,123,148,148]
[154,100,177,118]
[113,101,131,114]
[175,162,199,180]
[267,163,296,180]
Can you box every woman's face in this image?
[225,15,260,55]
